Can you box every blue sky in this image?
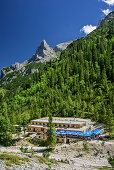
[0,0,114,71]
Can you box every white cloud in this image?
[101,9,112,15]
[101,0,114,6]
[80,25,97,35]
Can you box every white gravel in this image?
[0,140,113,170]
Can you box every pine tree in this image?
[50,69,54,88]
[21,111,30,137]
[47,114,56,148]
[105,107,114,139]
[0,116,12,146]
[0,88,6,102]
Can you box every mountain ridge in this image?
[1,40,72,79]
[0,11,113,80]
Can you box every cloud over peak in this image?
[101,9,112,15]
[101,0,114,6]
[80,25,97,35]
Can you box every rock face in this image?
[1,69,6,78]
[1,68,13,78]
[10,62,23,70]
[28,40,57,63]
[99,11,114,27]
[54,41,72,53]
[26,69,38,75]
[36,40,56,59]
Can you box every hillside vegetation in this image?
[0,14,114,145]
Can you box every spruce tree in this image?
[47,114,56,148]
[0,116,12,146]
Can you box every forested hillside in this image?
[0,13,114,139]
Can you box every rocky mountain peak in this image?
[99,11,114,27]
[40,40,48,48]
[26,40,57,64]
[35,40,53,58]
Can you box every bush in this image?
[20,146,28,153]
[6,160,13,167]
[37,140,48,146]
[30,147,35,156]
[45,148,54,152]
[101,141,105,146]
[48,162,51,169]
[42,151,50,158]
[83,142,89,152]
[50,158,55,163]
[108,157,114,168]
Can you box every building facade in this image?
[29,117,91,143]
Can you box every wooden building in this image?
[29,118,89,143]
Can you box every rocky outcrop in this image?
[28,40,57,63]
[26,69,38,75]
[1,68,6,78]
[99,11,114,27]
[1,68,13,78]
[10,62,23,71]
[36,40,56,58]
[54,41,72,53]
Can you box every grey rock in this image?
[12,76,17,80]
[28,40,57,63]
[99,11,114,27]
[1,68,13,78]
[11,62,23,70]
[31,69,38,73]
[27,54,41,63]
[26,69,38,75]
[36,40,53,57]
[1,68,6,78]
[54,41,72,53]
[21,67,25,73]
